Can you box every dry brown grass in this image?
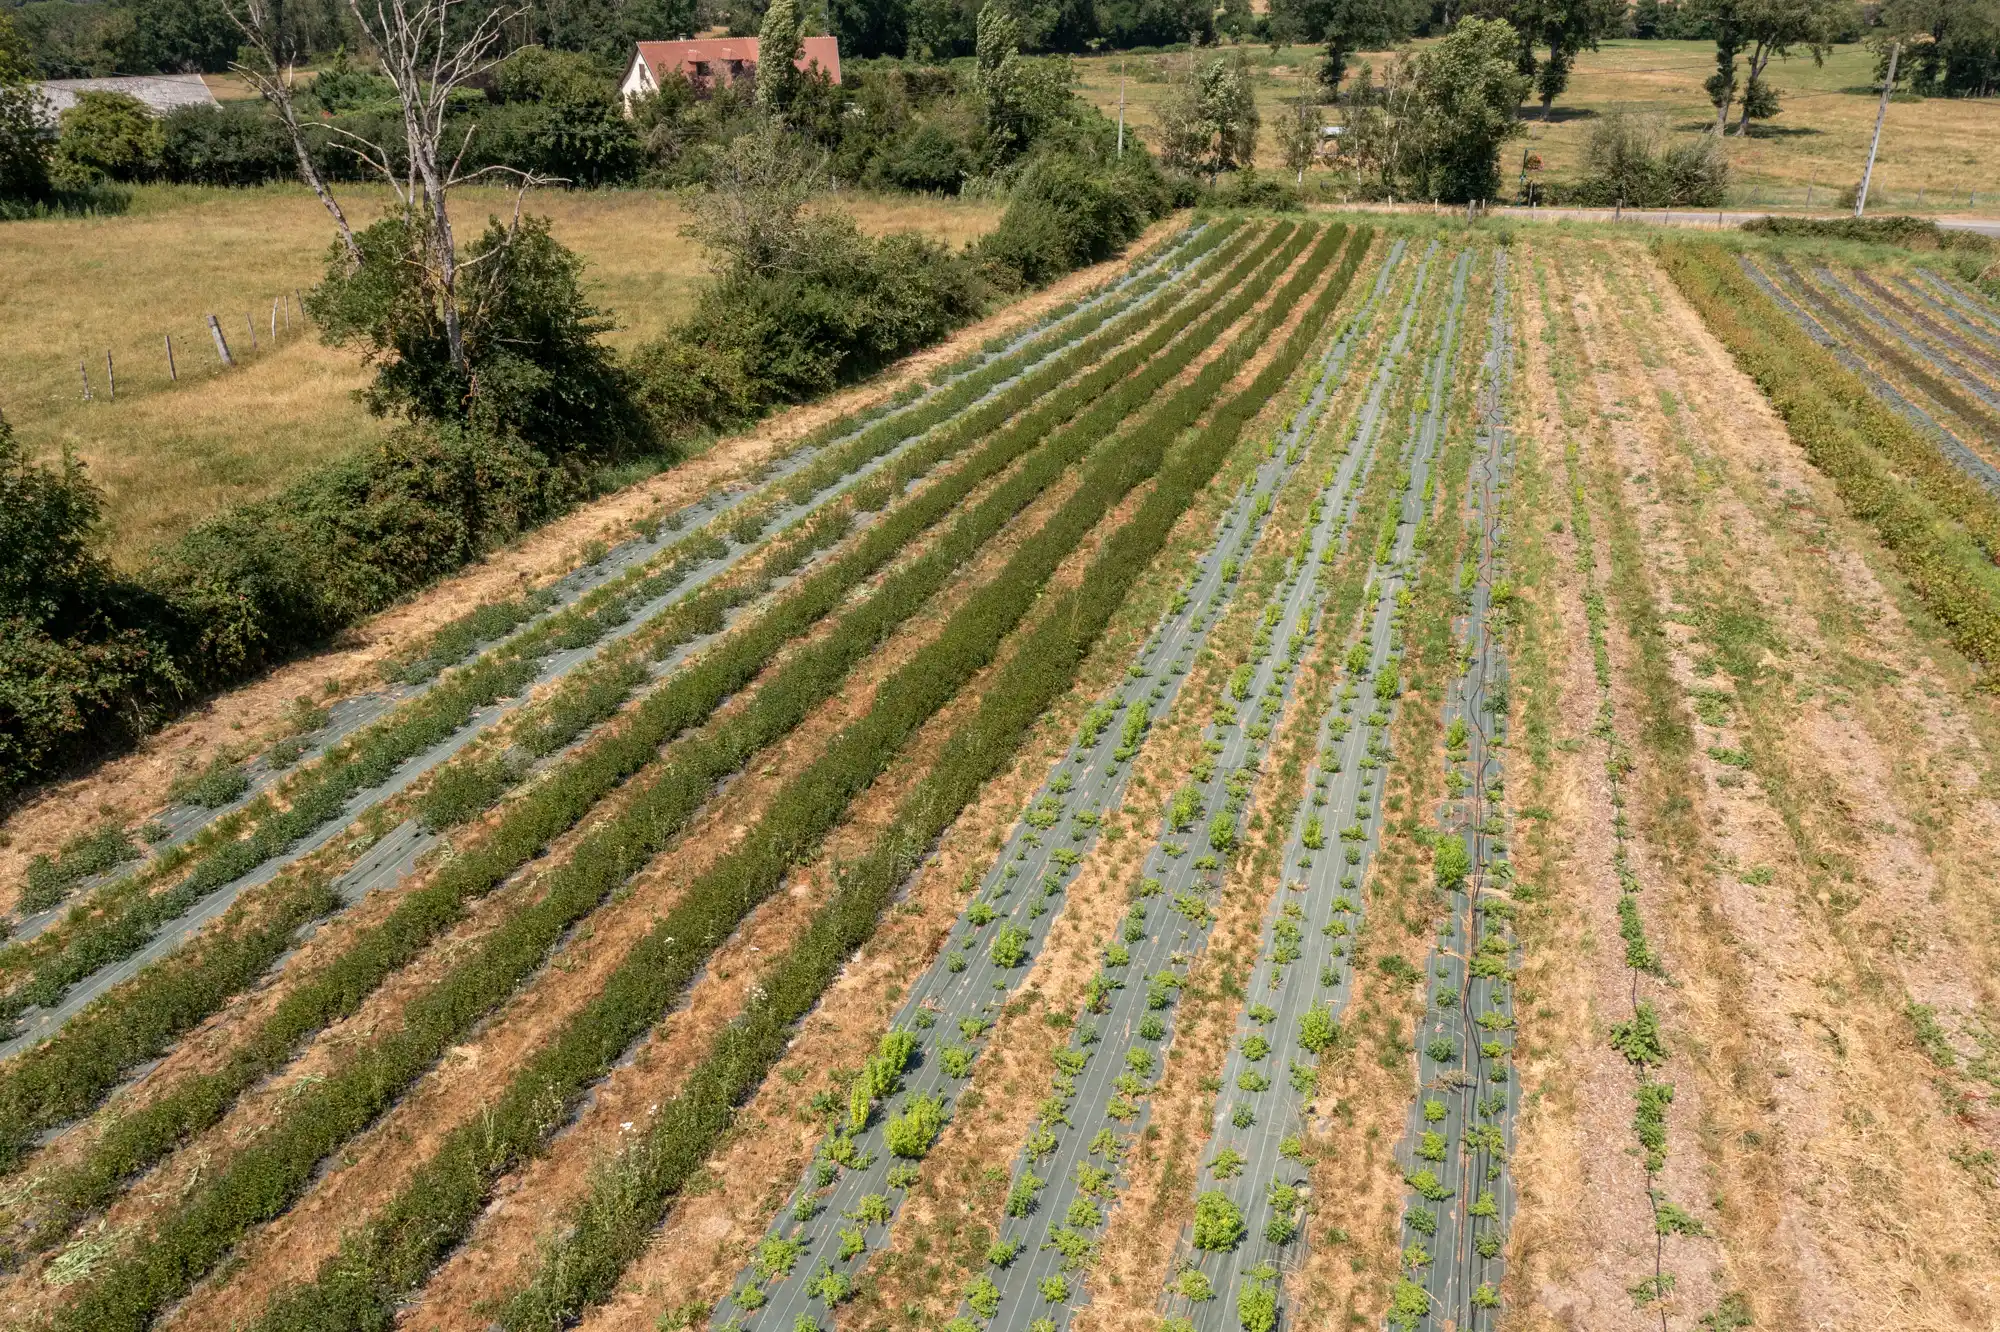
[1073,41,2000,208]
[0,183,1000,566]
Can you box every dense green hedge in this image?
[1661,242,2000,669]
[497,221,1375,1332]
[0,225,1255,1213]
[34,226,1289,1332]
[219,228,1325,1332]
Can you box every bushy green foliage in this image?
[1191,1190,1245,1251]
[308,214,647,454]
[53,91,161,184]
[1569,112,1727,208]
[980,149,1172,290]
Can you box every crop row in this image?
[231,223,1340,1332]
[35,224,1312,1332]
[1381,250,1518,1332]
[1661,242,2000,672]
[715,227,1395,1332]
[0,223,1224,1037]
[1531,248,1702,1329]
[1767,259,2000,476]
[1141,242,1461,1332]
[0,225,1266,1259]
[927,229,1406,1332]
[1735,256,2000,499]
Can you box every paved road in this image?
[1327,201,2000,236]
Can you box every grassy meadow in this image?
[0,184,1000,567]
[1075,40,2000,208]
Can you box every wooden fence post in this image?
[208,314,234,366]
[78,361,92,400]
[106,350,115,401]
[271,298,279,341]
[166,333,177,381]
[247,312,257,352]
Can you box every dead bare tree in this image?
[222,0,362,265]
[333,0,529,372]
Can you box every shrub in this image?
[979,149,1171,290]
[54,92,161,184]
[1568,112,1726,208]
[990,924,1030,967]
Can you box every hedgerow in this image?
[38,227,1304,1332]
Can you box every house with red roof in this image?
[619,35,840,109]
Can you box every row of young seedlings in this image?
[52,224,1328,1332]
[713,226,1398,1332]
[924,229,1396,1332]
[1382,248,1517,1332]
[1147,239,1458,1332]
[1528,253,1695,1326]
[480,223,1378,1332]
[0,221,1258,1224]
[0,221,1222,1048]
[4,225,1282,1301]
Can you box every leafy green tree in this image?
[1879,0,2000,97]
[0,12,50,203]
[831,0,910,55]
[1698,0,1751,134]
[55,90,162,183]
[1158,55,1259,183]
[1727,0,1840,135]
[1502,0,1622,118]
[757,0,807,116]
[1403,17,1529,203]
[307,214,645,453]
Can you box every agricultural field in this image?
[5,207,2000,1332]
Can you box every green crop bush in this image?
[1611,1002,1669,1067]
[883,1094,946,1160]
[989,925,1030,968]
[965,1273,1001,1317]
[20,827,139,915]
[1238,1279,1278,1332]
[1175,1267,1215,1301]
[1241,1035,1270,1061]
[1298,1004,1340,1055]
[1192,1191,1246,1251]
[169,758,249,809]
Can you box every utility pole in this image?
[1856,41,1899,219]
[1117,58,1126,157]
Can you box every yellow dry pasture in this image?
[0,182,1000,567]
[1074,40,2000,208]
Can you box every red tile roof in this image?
[626,35,841,89]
